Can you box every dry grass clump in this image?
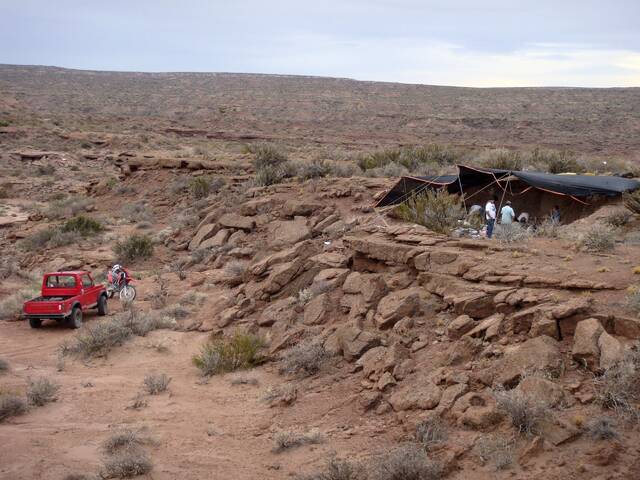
[477,148,523,171]
[535,217,561,238]
[370,443,442,480]
[113,234,154,262]
[623,189,640,215]
[192,332,265,376]
[594,349,640,420]
[396,190,463,234]
[61,215,104,236]
[0,289,36,320]
[494,223,531,244]
[101,429,153,478]
[627,287,640,315]
[143,373,171,395]
[415,417,448,451]
[60,310,174,359]
[42,195,94,220]
[189,176,225,199]
[262,383,298,407]
[0,393,28,422]
[356,144,458,174]
[578,223,615,252]
[272,429,323,453]
[279,342,328,378]
[120,202,153,223]
[102,430,147,455]
[21,225,83,251]
[27,377,60,406]
[298,458,365,480]
[474,434,515,471]
[229,375,259,386]
[585,417,619,440]
[494,387,544,434]
[530,148,584,173]
[605,210,632,228]
[0,358,9,373]
[252,143,294,186]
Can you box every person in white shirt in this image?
[500,201,515,225]
[485,197,497,238]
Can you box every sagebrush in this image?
[396,190,463,234]
[113,234,154,262]
[192,332,265,376]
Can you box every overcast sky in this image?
[1,0,639,87]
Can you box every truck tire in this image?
[69,307,83,329]
[29,318,42,329]
[97,294,108,316]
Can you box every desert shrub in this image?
[494,223,531,244]
[494,387,544,434]
[229,375,259,386]
[301,458,365,480]
[605,210,632,227]
[143,373,171,395]
[474,434,515,470]
[356,148,402,171]
[102,430,146,455]
[297,281,331,306]
[43,195,94,220]
[148,272,168,309]
[297,158,332,180]
[224,260,247,278]
[627,287,640,315]
[531,148,584,173]
[253,143,288,170]
[594,349,640,419]
[169,176,190,195]
[299,457,365,480]
[60,310,174,359]
[163,304,190,319]
[0,358,8,372]
[400,144,459,170]
[585,417,618,440]
[329,161,358,178]
[190,177,210,199]
[0,259,17,280]
[62,216,104,236]
[370,443,441,480]
[579,224,615,252]
[102,451,152,478]
[179,291,206,306]
[36,164,56,176]
[395,190,463,234]
[279,342,328,378]
[415,417,447,451]
[535,217,561,238]
[192,332,265,376]
[0,393,27,422]
[0,183,12,198]
[255,163,293,186]
[623,190,640,215]
[478,148,522,171]
[0,119,10,127]
[63,474,93,480]
[27,377,60,406]
[113,234,154,262]
[0,289,39,320]
[272,430,322,453]
[262,383,297,407]
[120,202,153,223]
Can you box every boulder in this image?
[436,383,469,413]
[551,296,592,319]
[447,315,475,340]
[451,291,495,319]
[258,297,297,327]
[374,288,421,329]
[302,292,333,325]
[262,259,306,295]
[218,213,256,232]
[269,219,311,247]
[572,318,604,371]
[357,346,388,379]
[343,272,388,306]
[493,335,563,388]
[309,252,350,269]
[451,391,502,430]
[464,313,504,341]
[515,376,566,408]
[613,316,640,339]
[323,219,347,236]
[336,325,381,361]
[343,234,422,265]
[282,199,322,217]
[218,306,241,327]
[388,380,442,411]
[198,229,230,249]
[312,213,340,234]
[189,223,217,250]
[313,268,350,288]
[248,240,319,277]
[598,331,624,370]
[240,198,274,216]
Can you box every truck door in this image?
[80,274,98,308]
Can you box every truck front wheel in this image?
[29,318,42,329]
[69,307,83,329]
[97,295,108,316]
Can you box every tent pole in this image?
[457,175,467,213]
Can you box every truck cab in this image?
[22,271,108,329]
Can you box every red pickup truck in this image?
[22,271,108,329]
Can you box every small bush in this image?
[27,377,60,406]
[43,195,94,220]
[605,210,632,228]
[36,164,56,176]
[627,287,640,315]
[262,383,297,407]
[102,451,152,479]
[21,226,82,251]
[192,332,265,376]
[0,358,8,373]
[624,190,640,215]
[594,350,640,419]
[474,434,515,471]
[120,202,153,223]
[579,224,615,252]
[494,223,531,244]
[190,177,211,199]
[494,387,544,434]
[272,430,323,453]
[370,443,441,480]
[478,148,523,171]
[415,417,447,451]
[535,217,561,238]
[143,373,171,395]
[279,342,328,378]
[297,158,332,180]
[62,216,104,236]
[531,148,584,174]
[585,417,618,440]
[0,393,27,421]
[113,234,154,262]
[103,430,146,455]
[255,164,292,187]
[253,143,288,170]
[230,375,259,386]
[299,457,365,480]
[395,190,463,234]
[0,289,38,320]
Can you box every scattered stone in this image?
[374,288,421,329]
[218,213,256,232]
[493,335,563,388]
[572,318,604,371]
[388,379,442,411]
[302,292,333,325]
[447,315,475,340]
[598,331,624,370]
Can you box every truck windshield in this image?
[46,275,77,288]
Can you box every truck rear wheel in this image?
[69,307,83,329]
[97,295,108,316]
[29,318,42,329]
